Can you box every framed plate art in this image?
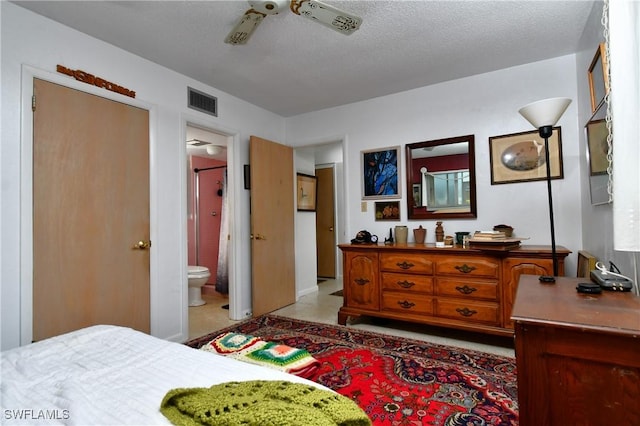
[489,127,564,185]
[361,146,400,199]
[296,173,317,211]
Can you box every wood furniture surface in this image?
[338,243,570,336]
[512,275,640,425]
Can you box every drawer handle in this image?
[456,307,477,317]
[455,264,476,274]
[397,280,415,289]
[397,300,415,309]
[396,261,415,270]
[455,285,477,295]
[354,278,370,286]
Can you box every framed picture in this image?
[588,43,609,113]
[489,127,564,185]
[586,118,608,175]
[374,201,400,221]
[577,250,597,278]
[296,173,317,211]
[362,146,400,199]
[412,183,421,207]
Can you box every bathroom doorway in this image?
[186,125,232,333]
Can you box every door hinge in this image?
[32,95,36,112]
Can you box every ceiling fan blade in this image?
[224,9,267,45]
[291,0,362,35]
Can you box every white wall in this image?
[575,1,613,263]
[1,2,286,350]
[574,1,637,278]
[285,55,583,276]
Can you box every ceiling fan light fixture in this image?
[225,0,362,45]
[249,0,289,15]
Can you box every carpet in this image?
[187,315,518,425]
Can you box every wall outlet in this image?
[361,201,367,212]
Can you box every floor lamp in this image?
[518,97,572,279]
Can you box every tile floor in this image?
[188,278,515,358]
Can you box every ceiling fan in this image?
[225,0,362,45]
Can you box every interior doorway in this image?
[316,166,336,278]
[186,124,232,334]
[295,141,345,283]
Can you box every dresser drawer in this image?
[380,253,433,274]
[381,273,433,293]
[435,256,499,279]
[382,292,433,315]
[435,278,498,301]
[435,299,500,325]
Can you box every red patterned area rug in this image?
[186,315,518,425]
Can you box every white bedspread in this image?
[1,325,328,425]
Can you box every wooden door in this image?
[316,166,336,278]
[33,78,150,341]
[249,136,295,316]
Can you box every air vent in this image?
[188,87,217,117]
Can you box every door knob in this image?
[329,227,334,232]
[133,240,151,250]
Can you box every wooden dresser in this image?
[512,275,640,425]
[338,243,570,336]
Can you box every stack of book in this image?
[468,231,521,251]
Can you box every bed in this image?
[0,325,337,425]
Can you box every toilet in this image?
[188,266,210,307]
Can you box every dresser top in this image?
[511,275,640,336]
[338,243,571,257]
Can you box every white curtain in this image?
[215,172,229,294]
[610,0,640,252]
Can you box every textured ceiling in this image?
[14,1,596,117]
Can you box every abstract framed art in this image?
[361,146,400,199]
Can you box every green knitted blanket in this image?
[160,380,371,426]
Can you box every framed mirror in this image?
[406,135,477,219]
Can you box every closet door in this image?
[33,78,150,341]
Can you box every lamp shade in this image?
[518,97,572,129]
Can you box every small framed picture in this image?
[362,146,400,199]
[586,103,609,176]
[489,127,563,185]
[412,183,421,207]
[374,201,400,221]
[577,251,597,278]
[588,43,609,113]
[296,173,317,211]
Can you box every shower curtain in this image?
[215,172,229,294]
